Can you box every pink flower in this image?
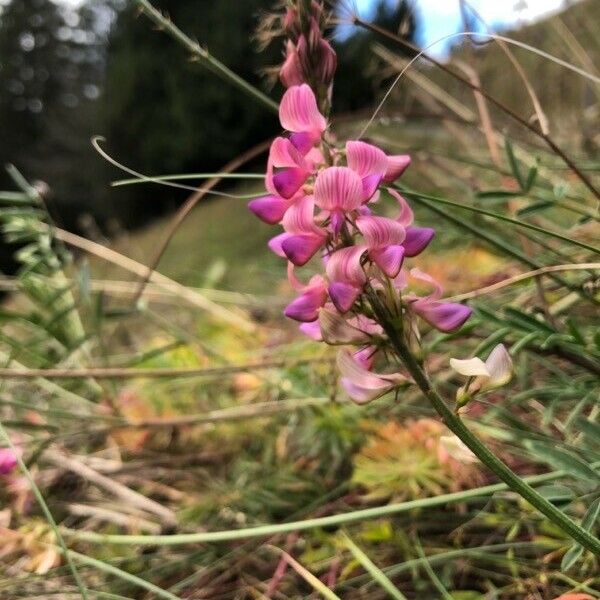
[268,195,327,266]
[325,246,367,313]
[0,448,18,475]
[279,84,327,154]
[346,141,387,201]
[355,215,406,278]
[314,166,364,234]
[284,264,328,322]
[265,137,312,200]
[338,348,409,404]
[389,189,435,257]
[408,268,472,332]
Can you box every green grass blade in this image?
[342,532,407,600]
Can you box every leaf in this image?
[577,419,600,446]
[523,165,538,192]
[524,441,600,482]
[476,190,520,200]
[505,139,525,189]
[561,497,600,572]
[561,542,584,572]
[342,532,407,600]
[566,319,586,346]
[504,307,555,334]
[536,485,575,503]
[517,201,553,216]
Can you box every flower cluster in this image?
[249,83,473,403]
[249,86,472,398]
[279,2,336,98]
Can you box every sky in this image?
[54,0,577,58]
[343,0,576,56]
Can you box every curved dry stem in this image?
[446,262,600,302]
[353,20,600,200]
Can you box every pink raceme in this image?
[248,16,472,404]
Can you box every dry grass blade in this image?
[54,227,256,332]
[266,546,341,600]
[0,357,331,379]
[45,449,176,527]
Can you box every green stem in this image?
[387,332,600,557]
[60,464,598,547]
[135,0,278,114]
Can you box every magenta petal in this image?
[0,448,18,475]
[284,286,327,322]
[383,154,411,183]
[248,195,288,224]
[279,84,327,136]
[273,167,307,199]
[328,282,361,313]
[415,301,472,332]
[268,232,290,257]
[314,166,363,212]
[289,131,314,155]
[330,210,344,236]
[299,320,322,340]
[281,233,324,266]
[340,378,382,404]
[361,173,382,201]
[371,245,405,278]
[403,227,435,257]
[346,140,387,178]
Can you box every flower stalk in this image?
[383,324,600,556]
[247,0,600,557]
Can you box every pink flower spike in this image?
[279,84,327,146]
[248,195,288,225]
[337,349,408,404]
[383,154,411,183]
[403,226,435,257]
[314,166,363,213]
[346,141,387,201]
[0,448,18,475]
[356,215,406,277]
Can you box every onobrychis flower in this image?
[450,343,513,406]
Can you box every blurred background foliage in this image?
[0,0,418,241]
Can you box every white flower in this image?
[450,344,513,404]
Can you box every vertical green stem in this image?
[385,328,600,556]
